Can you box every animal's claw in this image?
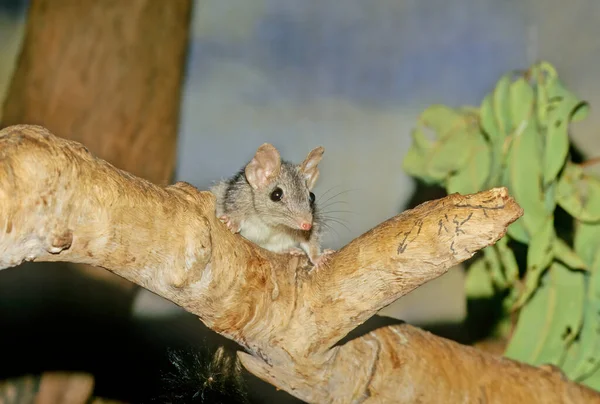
[311,249,336,270]
[285,247,307,257]
[219,215,241,233]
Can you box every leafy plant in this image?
[403,61,600,389]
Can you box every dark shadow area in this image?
[335,315,405,347]
[0,0,28,16]
[0,262,303,403]
[403,178,447,211]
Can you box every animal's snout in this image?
[300,221,312,231]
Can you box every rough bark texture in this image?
[1,124,599,404]
[1,0,191,184]
[0,0,192,288]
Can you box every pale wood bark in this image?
[1,124,598,403]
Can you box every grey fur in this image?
[210,147,326,264]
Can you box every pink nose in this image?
[300,222,312,231]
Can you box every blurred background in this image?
[1,0,599,402]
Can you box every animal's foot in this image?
[311,249,336,270]
[285,247,307,257]
[219,215,241,233]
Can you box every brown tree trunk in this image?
[1,0,192,289]
[2,0,191,183]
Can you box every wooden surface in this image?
[0,0,192,290]
[1,0,191,185]
[1,124,598,403]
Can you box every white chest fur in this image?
[239,216,299,253]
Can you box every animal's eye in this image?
[270,187,283,201]
[309,192,315,203]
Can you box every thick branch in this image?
[307,191,519,353]
[239,322,600,403]
[1,125,597,403]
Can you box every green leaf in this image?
[570,220,600,386]
[538,61,558,81]
[542,110,570,187]
[418,105,464,139]
[506,218,530,244]
[445,129,491,194]
[561,340,581,376]
[465,257,495,299]
[479,95,504,187]
[492,73,513,137]
[496,236,520,284]
[531,61,557,124]
[546,79,590,123]
[403,129,442,184]
[412,127,432,151]
[506,119,546,236]
[541,80,589,186]
[532,65,549,124]
[553,238,587,271]
[544,180,557,214]
[514,217,555,308]
[581,366,600,391]
[557,163,600,222]
[404,110,481,186]
[533,263,585,365]
[480,94,500,141]
[509,77,535,130]
[426,116,479,177]
[482,73,515,187]
[563,255,600,382]
[483,245,506,289]
[575,221,600,267]
[502,284,522,313]
[504,262,585,366]
[502,74,545,235]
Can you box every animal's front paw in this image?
[311,249,336,270]
[219,215,241,233]
[285,247,307,257]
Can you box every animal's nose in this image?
[300,222,312,231]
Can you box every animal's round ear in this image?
[300,146,324,190]
[245,143,282,189]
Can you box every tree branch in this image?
[1,124,598,403]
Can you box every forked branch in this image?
[1,124,597,403]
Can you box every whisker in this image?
[319,200,350,210]
[320,220,351,231]
[318,210,356,215]
[317,189,357,206]
[320,222,341,238]
[320,217,351,233]
[316,185,344,202]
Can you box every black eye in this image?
[309,192,315,203]
[270,187,283,201]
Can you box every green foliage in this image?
[403,61,600,389]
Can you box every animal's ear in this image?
[245,143,281,189]
[299,146,324,190]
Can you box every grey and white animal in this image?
[210,143,334,268]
